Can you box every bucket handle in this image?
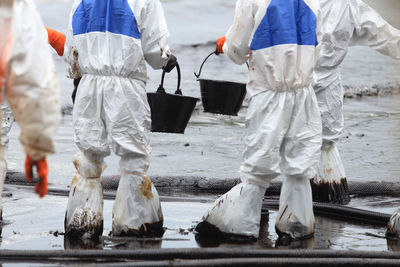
[157,61,182,95]
[194,49,249,79]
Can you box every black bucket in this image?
[147,63,199,134]
[194,51,247,116]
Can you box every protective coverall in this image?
[0,0,61,231]
[0,27,65,155]
[196,0,323,240]
[312,0,400,204]
[64,0,173,238]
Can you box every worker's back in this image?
[67,0,169,82]
[224,0,321,98]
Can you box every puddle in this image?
[0,185,399,252]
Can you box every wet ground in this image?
[1,185,400,252]
[0,0,399,261]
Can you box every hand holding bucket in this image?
[147,62,199,134]
[194,49,247,116]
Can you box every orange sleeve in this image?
[46,27,66,56]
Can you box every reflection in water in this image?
[107,237,162,250]
[275,236,315,249]
[387,239,400,251]
[64,235,103,250]
[313,216,343,249]
[64,235,164,250]
[258,213,274,248]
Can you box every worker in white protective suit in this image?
[0,0,61,233]
[0,27,65,181]
[64,0,177,238]
[196,0,323,241]
[311,0,400,204]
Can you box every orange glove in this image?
[216,36,226,55]
[25,156,48,198]
[46,27,66,57]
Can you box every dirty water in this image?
[0,185,399,252]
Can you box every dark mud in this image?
[310,177,350,204]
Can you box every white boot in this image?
[312,143,349,203]
[276,175,315,240]
[112,174,163,236]
[196,181,268,239]
[387,208,400,238]
[65,152,105,238]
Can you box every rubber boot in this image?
[387,208,400,239]
[112,174,163,237]
[64,152,105,238]
[311,143,349,204]
[196,181,268,239]
[276,175,315,240]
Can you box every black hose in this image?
[6,171,400,196]
[0,249,400,265]
[85,258,400,267]
[262,200,391,226]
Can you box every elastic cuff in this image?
[287,171,315,181]
[83,151,105,163]
[240,172,277,188]
[322,139,336,151]
[23,146,47,161]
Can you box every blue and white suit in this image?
[64,0,170,237]
[198,0,323,239]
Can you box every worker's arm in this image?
[64,1,82,79]
[223,0,255,65]
[46,27,66,56]
[4,1,61,197]
[139,0,170,70]
[350,0,400,59]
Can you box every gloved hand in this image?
[25,156,48,198]
[216,36,226,55]
[163,54,177,73]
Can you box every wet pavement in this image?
[1,184,400,252]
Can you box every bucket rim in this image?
[198,78,246,86]
[147,92,199,101]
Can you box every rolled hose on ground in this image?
[6,171,400,196]
[0,248,399,265]
[262,200,390,226]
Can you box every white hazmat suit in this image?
[64,0,171,238]
[312,0,400,204]
[0,0,61,232]
[196,0,322,240]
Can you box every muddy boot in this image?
[196,181,268,239]
[112,174,163,237]
[64,152,105,238]
[311,143,349,204]
[276,175,315,240]
[386,208,400,239]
